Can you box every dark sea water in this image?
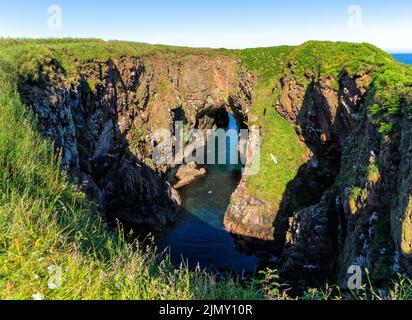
[392,54,412,65]
[157,114,259,273]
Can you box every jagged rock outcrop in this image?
[393,118,412,273]
[281,198,336,289]
[224,180,276,255]
[273,70,374,285]
[335,107,412,286]
[20,70,182,230]
[19,53,253,230]
[275,71,370,148]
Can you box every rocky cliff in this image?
[224,66,371,280]
[275,69,372,283]
[5,40,412,291]
[17,50,253,231]
[225,44,412,289]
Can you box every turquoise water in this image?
[157,114,259,273]
[392,54,412,65]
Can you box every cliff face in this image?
[224,180,276,256]
[224,67,371,276]
[19,53,253,230]
[225,55,412,288]
[334,101,412,287]
[275,71,372,284]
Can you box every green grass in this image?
[245,87,307,210]
[366,62,412,133]
[240,41,394,83]
[302,274,412,300]
[350,186,363,199]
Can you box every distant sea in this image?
[392,54,412,65]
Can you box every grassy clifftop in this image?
[240,41,412,210]
[0,38,231,84]
[240,41,394,82]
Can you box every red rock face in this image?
[18,53,253,231]
[274,72,370,148]
[173,162,207,189]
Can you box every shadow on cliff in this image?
[54,73,184,234]
[16,72,179,260]
[271,78,362,287]
[273,82,343,251]
[227,79,352,286]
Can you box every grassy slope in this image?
[240,46,307,209]
[1,39,411,299]
[239,41,411,210]
[0,38,232,83]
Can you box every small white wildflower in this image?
[32,293,44,300]
[34,274,40,280]
[270,154,279,165]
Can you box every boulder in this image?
[173,162,207,189]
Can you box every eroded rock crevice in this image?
[224,66,381,288]
[19,54,253,232]
[275,71,377,288]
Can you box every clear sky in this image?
[0,0,411,52]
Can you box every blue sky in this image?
[0,0,411,51]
